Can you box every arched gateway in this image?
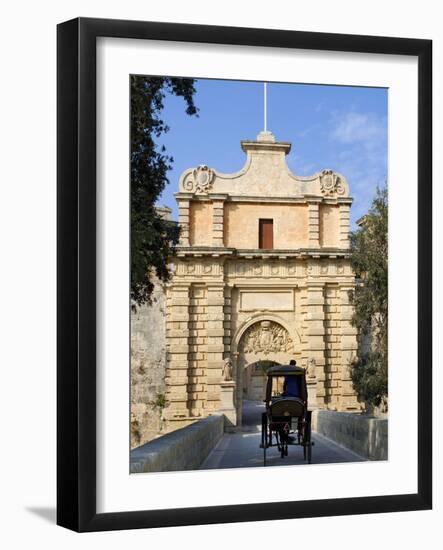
[163,130,360,433]
[234,319,300,425]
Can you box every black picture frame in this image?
[57,17,432,532]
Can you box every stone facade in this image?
[163,130,361,433]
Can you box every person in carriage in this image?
[282,359,302,398]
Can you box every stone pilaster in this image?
[338,202,352,250]
[223,285,232,355]
[324,284,342,410]
[303,278,326,408]
[205,285,225,412]
[307,201,320,248]
[211,195,226,247]
[164,284,191,428]
[338,284,360,411]
[187,285,208,417]
[177,195,192,246]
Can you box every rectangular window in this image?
[259,219,273,249]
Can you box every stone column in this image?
[303,277,326,408]
[338,284,360,411]
[338,201,352,250]
[211,194,227,247]
[164,284,191,429]
[307,200,321,249]
[205,285,225,413]
[177,195,192,246]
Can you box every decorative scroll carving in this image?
[183,176,194,191]
[181,165,214,193]
[240,321,293,355]
[320,169,345,197]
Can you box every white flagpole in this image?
[264,82,267,132]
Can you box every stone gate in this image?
[163,130,361,433]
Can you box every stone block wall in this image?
[131,279,168,449]
[313,409,388,460]
[130,414,224,473]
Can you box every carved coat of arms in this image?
[193,165,214,193]
[240,321,293,356]
[319,169,345,197]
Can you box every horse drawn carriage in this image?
[261,364,313,466]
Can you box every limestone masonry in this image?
[131,130,361,446]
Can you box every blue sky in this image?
[156,79,387,228]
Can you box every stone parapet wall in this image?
[312,409,388,460]
[130,414,224,473]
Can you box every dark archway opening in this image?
[241,360,279,430]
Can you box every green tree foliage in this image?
[131,76,198,309]
[349,187,388,409]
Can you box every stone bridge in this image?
[130,401,387,473]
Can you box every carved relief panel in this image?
[239,321,293,356]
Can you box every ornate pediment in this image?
[177,136,351,200]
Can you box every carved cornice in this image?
[173,246,352,260]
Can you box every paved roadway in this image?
[200,400,366,470]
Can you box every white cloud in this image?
[332,111,386,145]
[327,110,387,227]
